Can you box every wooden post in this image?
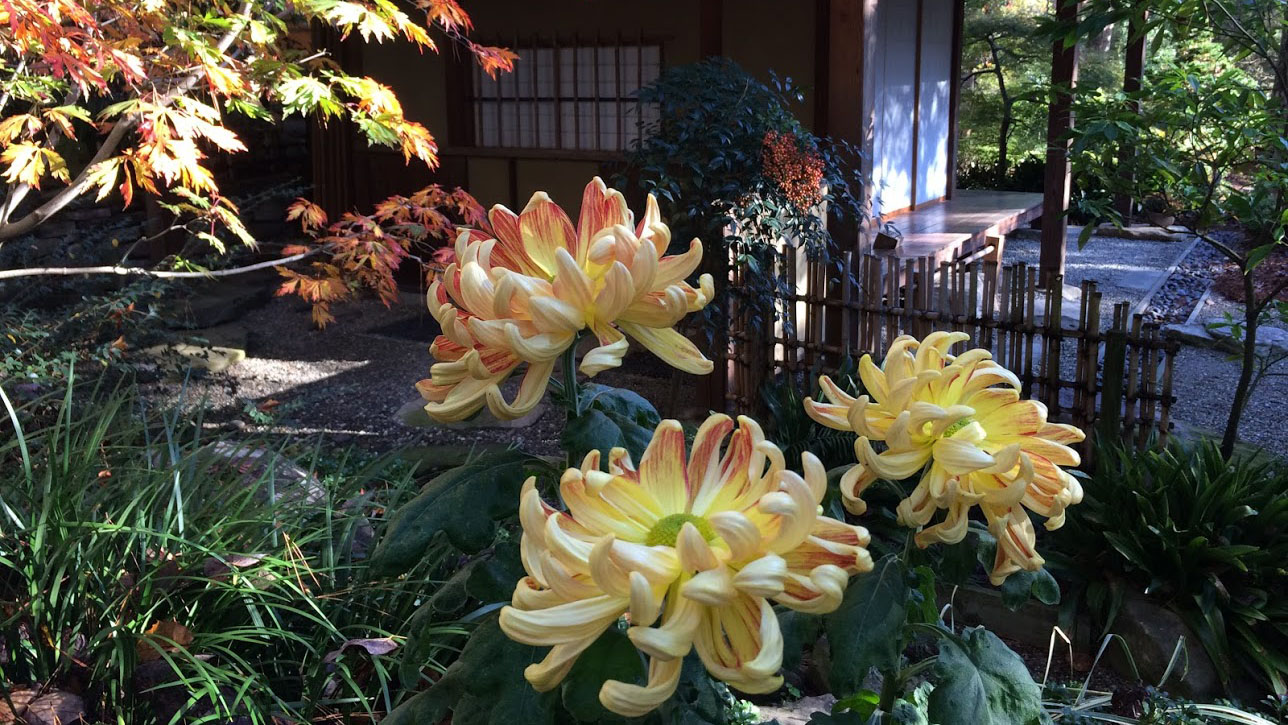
[1113,10,1147,221]
[947,0,967,199]
[1039,0,1078,283]
[699,0,723,58]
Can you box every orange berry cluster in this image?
[762,130,825,210]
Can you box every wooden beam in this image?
[699,0,723,58]
[1039,0,1079,282]
[911,0,924,209]
[1113,10,1147,221]
[946,0,966,198]
[814,0,831,135]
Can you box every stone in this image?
[1090,224,1184,242]
[0,689,86,725]
[174,278,276,329]
[756,695,838,725]
[1162,323,1218,348]
[1117,268,1164,292]
[396,398,548,429]
[1108,596,1221,700]
[1164,321,1288,355]
[141,343,246,373]
[1257,325,1288,352]
[198,441,326,506]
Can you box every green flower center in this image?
[646,513,716,547]
[942,418,974,438]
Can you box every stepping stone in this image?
[141,342,246,372]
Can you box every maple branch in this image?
[0,249,321,281]
[0,2,253,242]
[0,58,28,116]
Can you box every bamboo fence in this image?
[722,250,1179,451]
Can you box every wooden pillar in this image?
[946,0,966,199]
[1039,0,1078,282]
[699,0,723,58]
[1113,10,1147,221]
[309,22,363,217]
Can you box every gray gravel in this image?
[137,292,685,456]
[138,293,566,455]
[1005,232,1185,323]
[1167,343,1288,454]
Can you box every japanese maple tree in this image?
[0,0,509,314]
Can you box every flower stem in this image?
[561,342,579,417]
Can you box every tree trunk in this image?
[1220,270,1260,458]
[997,104,1013,188]
[988,38,1012,188]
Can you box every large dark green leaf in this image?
[926,627,1045,725]
[778,608,823,674]
[399,543,525,687]
[824,555,908,695]
[369,449,536,576]
[563,384,661,462]
[385,617,558,725]
[1000,567,1061,611]
[561,629,647,723]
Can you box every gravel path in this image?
[138,293,682,457]
[1005,232,1185,324]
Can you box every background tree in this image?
[957,0,1122,190]
[1068,0,1288,457]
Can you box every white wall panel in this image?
[871,0,917,215]
[917,0,954,203]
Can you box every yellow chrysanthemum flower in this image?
[499,415,873,717]
[804,331,1085,584]
[417,177,715,422]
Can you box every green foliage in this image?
[561,381,662,463]
[0,378,458,722]
[1048,437,1288,697]
[385,616,558,725]
[759,358,860,471]
[957,0,1123,190]
[927,627,1046,725]
[824,555,909,696]
[368,447,543,575]
[0,278,173,383]
[622,58,864,341]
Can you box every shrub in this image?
[1047,437,1288,698]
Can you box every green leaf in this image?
[824,554,908,695]
[563,384,661,462]
[655,658,729,724]
[1000,567,1060,610]
[831,688,879,716]
[369,449,535,576]
[926,627,1045,725]
[778,608,823,674]
[385,617,558,725]
[560,629,646,722]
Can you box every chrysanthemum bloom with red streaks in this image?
[499,414,873,716]
[803,331,1085,584]
[417,177,715,422]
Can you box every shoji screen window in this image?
[472,39,661,152]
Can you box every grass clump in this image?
[0,376,461,723]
